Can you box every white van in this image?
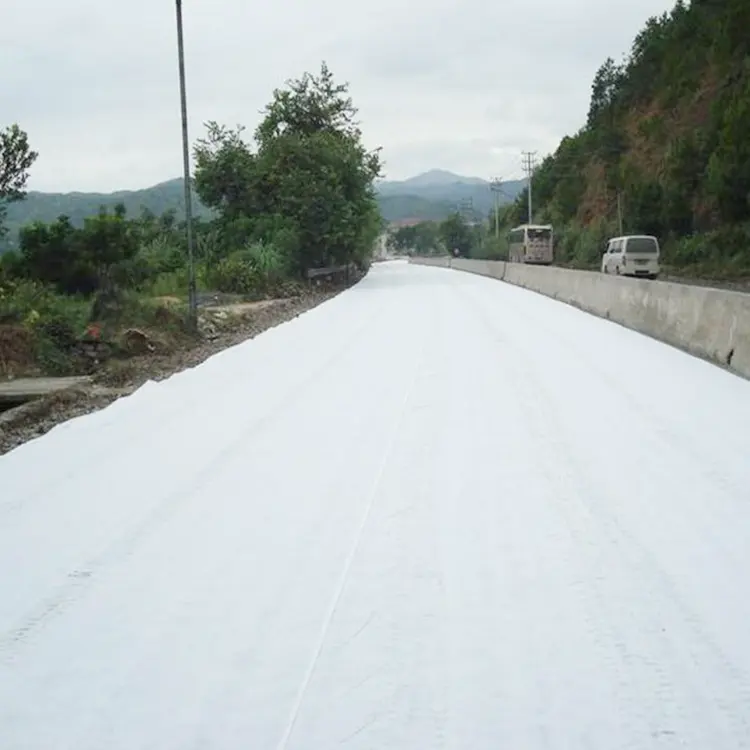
[601,235,660,279]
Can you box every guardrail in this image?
[305,264,354,282]
[410,256,750,379]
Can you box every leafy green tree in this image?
[587,58,625,129]
[194,123,257,222]
[17,206,139,295]
[626,179,664,236]
[388,221,440,255]
[507,190,529,227]
[17,216,86,293]
[705,71,750,223]
[255,62,359,147]
[439,213,474,257]
[194,62,382,277]
[79,204,140,289]
[0,124,38,238]
[252,129,379,271]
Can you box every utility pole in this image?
[521,151,537,224]
[457,197,474,221]
[616,190,624,235]
[175,0,197,331]
[490,178,503,238]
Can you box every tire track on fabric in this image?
[464,283,750,746]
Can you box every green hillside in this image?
[376,194,456,222]
[378,173,525,217]
[0,171,526,252]
[517,0,750,276]
[0,179,212,252]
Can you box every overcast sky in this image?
[2,0,677,193]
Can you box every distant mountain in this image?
[376,194,456,223]
[0,170,527,252]
[376,171,526,223]
[0,178,212,252]
[397,169,489,187]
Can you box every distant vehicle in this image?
[601,235,660,279]
[508,224,554,265]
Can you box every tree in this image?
[193,123,257,221]
[193,62,382,275]
[17,206,138,295]
[0,124,38,237]
[255,62,359,147]
[586,58,624,127]
[439,213,473,257]
[705,72,750,223]
[17,216,81,293]
[388,222,440,255]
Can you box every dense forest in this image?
[505,0,750,277]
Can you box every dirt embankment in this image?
[0,285,351,456]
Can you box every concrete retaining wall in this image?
[410,256,750,378]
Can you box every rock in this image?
[121,328,155,355]
[197,317,219,340]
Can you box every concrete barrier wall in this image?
[410,256,750,378]
[410,256,451,268]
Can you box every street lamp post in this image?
[175,0,197,330]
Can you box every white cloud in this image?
[1,0,678,191]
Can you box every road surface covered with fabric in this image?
[2,260,749,748]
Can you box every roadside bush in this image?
[242,241,288,292]
[662,223,750,277]
[207,241,288,297]
[0,250,23,284]
[34,320,80,375]
[138,235,185,274]
[0,279,89,375]
[90,288,191,335]
[470,235,508,261]
[0,279,88,329]
[557,220,614,269]
[208,253,261,295]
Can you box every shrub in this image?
[0,279,89,375]
[207,241,288,296]
[242,240,288,291]
[470,235,508,261]
[208,253,261,295]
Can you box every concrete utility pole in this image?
[521,151,537,224]
[490,178,503,237]
[175,0,197,331]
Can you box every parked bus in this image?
[508,224,554,265]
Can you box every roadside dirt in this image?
[661,275,750,294]
[0,284,351,456]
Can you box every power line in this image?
[489,177,504,238]
[521,151,537,224]
[456,198,475,223]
